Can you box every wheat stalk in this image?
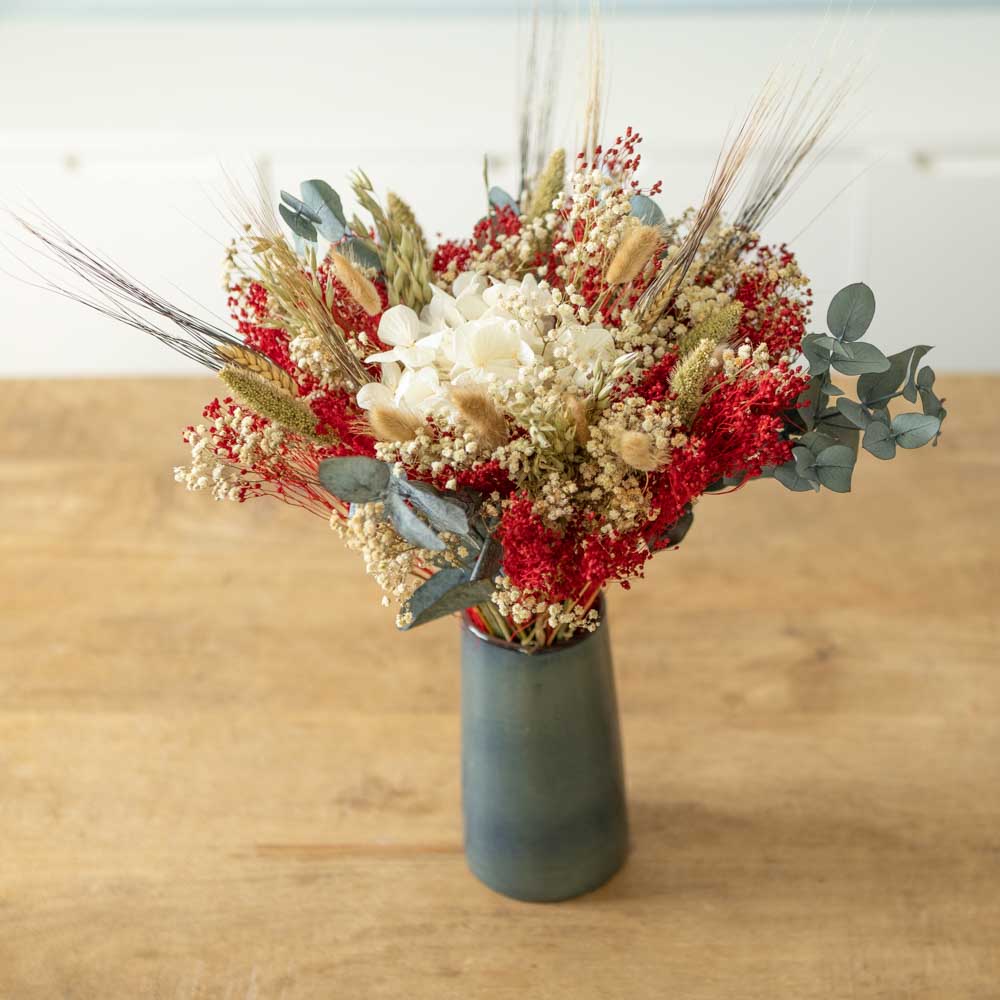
[212,341,301,396]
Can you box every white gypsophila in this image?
[173,407,287,502]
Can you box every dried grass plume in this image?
[606,224,661,286]
[368,405,422,443]
[330,250,382,316]
[451,387,509,451]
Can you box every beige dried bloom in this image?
[368,405,422,443]
[617,430,664,472]
[605,224,661,286]
[330,251,382,316]
[451,387,509,451]
[565,394,591,445]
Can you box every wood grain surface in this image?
[1,376,997,999]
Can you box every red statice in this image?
[732,245,812,356]
[643,364,808,546]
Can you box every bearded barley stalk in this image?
[636,84,780,330]
[251,239,371,389]
[219,365,331,442]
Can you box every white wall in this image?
[1,11,998,374]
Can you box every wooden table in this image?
[1,376,997,999]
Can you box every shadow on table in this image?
[590,797,938,904]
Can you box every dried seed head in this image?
[213,341,300,396]
[564,394,591,445]
[219,365,329,441]
[669,338,717,427]
[368,405,422,443]
[451,387,509,451]
[524,148,566,220]
[386,191,426,253]
[677,302,744,356]
[330,251,382,316]
[605,224,662,286]
[617,430,663,472]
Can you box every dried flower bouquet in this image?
[18,49,947,653]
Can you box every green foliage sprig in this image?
[318,457,500,629]
[770,282,947,494]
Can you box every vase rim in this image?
[460,594,607,656]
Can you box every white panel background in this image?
[1,11,998,374]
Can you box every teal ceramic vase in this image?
[460,603,629,902]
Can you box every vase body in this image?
[460,609,628,902]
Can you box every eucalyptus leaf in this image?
[279,190,323,223]
[793,446,820,482]
[773,457,820,492]
[857,345,931,408]
[399,568,497,630]
[795,375,828,430]
[300,179,348,241]
[629,194,666,226]
[801,333,833,375]
[278,203,318,242]
[862,421,897,460]
[488,186,519,211]
[813,444,856,493]
[916,366,947,420]
[830,341,890,376]
[385,490,446,551]
[395,478,469,536]
[798,430,838,456]
[835,397,873,429]
[808,422,858,453]
[827,282,876,342]
[470,536,503,583]
[318,456,391,503]
[892,412,942,449]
